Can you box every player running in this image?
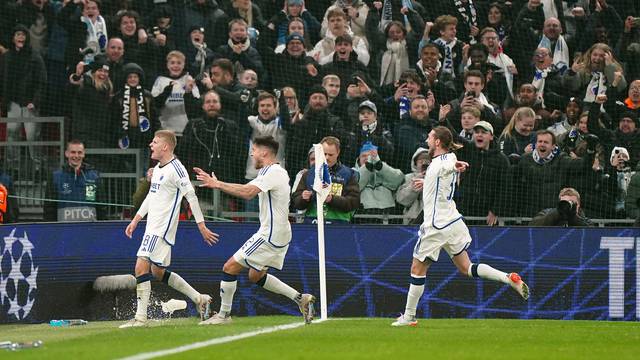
[195,135,315,325]
[120,130,219,328]
[392,126,529,327]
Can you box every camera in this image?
[557,199,576,219]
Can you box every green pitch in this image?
[1,316,639,359]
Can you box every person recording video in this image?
[529,187,593,227]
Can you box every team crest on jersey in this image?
[1,229,38,320]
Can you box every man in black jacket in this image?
[177,90,242,183]
[530,187,593,226]
[455,121,510,226]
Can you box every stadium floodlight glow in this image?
[312,143,332,321]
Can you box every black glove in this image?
[163,82,175,94]
[508,153,521,165]
[584,133,599,153]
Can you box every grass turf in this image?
[1,317,639,359]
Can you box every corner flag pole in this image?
[312,144,331,321]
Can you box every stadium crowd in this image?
[1,0,640,224]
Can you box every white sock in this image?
[219,280,237,315]
[468,263,509,284]
[167,272,200,303]
[261,274,299,300]
[135,280,151,321]
[404,274,426,319]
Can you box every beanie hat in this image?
[360,141,378,154]
[123,62,145,83]
[308,85,328,99]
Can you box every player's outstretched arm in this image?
[125,214,143,238]
[454,161,469,173]
[194,167,261,200]
[197,221,219,246]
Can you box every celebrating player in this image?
[195,135,316,325]
[392,126,529,327]
[120,130,219,328]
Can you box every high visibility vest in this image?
[0,183,7,223]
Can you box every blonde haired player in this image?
[392,126,529,327]
[195,135,316,325]
[120,130,219,328]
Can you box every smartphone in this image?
[632,17,640,27]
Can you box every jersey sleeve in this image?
[438,153,458,176]
[248,167,281,193]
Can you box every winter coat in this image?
[356,158,404,210]
[292,162,360,222]
[215,41,265,79]
[511,151,594,217]
[625,171,640,220]
[561,63,628,102]
[396,147,429,224]
[455,142,510,217]
[44,163,103,221]
[498,131,536,159]
[182,0,229,50]
[0,29,46,109]
[69,74,114,148]
[177,115,242,183]
[529,207,594,226]
[393,114,437,173]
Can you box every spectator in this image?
[577,0,623,51]
[292,136,360,223]
[257,32,319,103]
[147,4,175,60]
[223,0,267,37]
[458,106,481,141]
[183,0,229,50]
[312,8,370,66]
[503,83,551,128]
[177,90,242,183]
[322,74,346,116]
[343,72,385,130]
[486,2,510,44]
[320,0,370,42]
[464,43,510,107]
[512,129,595,217]
[548,96,583,139]
[618,15,640,81]
[185,26,215,76]
[282,86,302,121]
[113,10,160,84]
[13,0,56,58]
[58,0,108,68]
[112,63,158,152]
[530,187,594,226]
[44,139,103,222]
[396,147,429,224]
[510,0,545,74]
[68,55,113,148]
[427,15,465,78]
[481,27,517,100]
[0,168,19,223]
[197,58,252,123]
[394,95,441,173]
[151,50,199,136]
[383,69,427,126]
[353,100,393,163]
[537,17,571,74]
[617,79,640,119]
[0,25,46,170]
[441,0,485,44]
[267,0,322,49]
[456,121,510,225]
[625,168,640,220]
[498,106,536,162]
[105,37,126,89]
[238,69,260,113]
[215,19,265,79]
[414,43,457,104]
[354,142,404,220]
[286,86,346,178]
[320,34,369,87]
[527,47,566,111]
[242,92,290,181]
[562,43,626,103]
[446,70,501,134]
[607,146,635,217]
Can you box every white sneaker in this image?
[391,314,417,327]
[508,273,530,300]
[298,294,316,324]
[119,318,147,328]
[196,294,212,321]
[199,312,232,325]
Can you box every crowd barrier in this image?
[0,223,637,323]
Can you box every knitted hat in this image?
[288,0,304,5]
[308,85,328,99]
[360,141,378,154]
[91,55,110,72]
[123,62,145,84]
[286,33,304,45]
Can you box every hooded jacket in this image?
[396,147,429,224]
[355,155,404,210]
[0,25,47,109]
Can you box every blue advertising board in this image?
[0,223,638,323]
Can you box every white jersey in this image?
[142,158,195,245]
[248,163,292,247]
[421,152,463,229]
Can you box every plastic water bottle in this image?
[399,96,410,119]
[161,299,187,314]
[49,319,88,327]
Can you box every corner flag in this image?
[312,143,330,320]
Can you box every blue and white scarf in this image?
[81,15,108,64]
[434,38,456,76]
[538,34,569,74]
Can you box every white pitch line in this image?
[118,319,330,360]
